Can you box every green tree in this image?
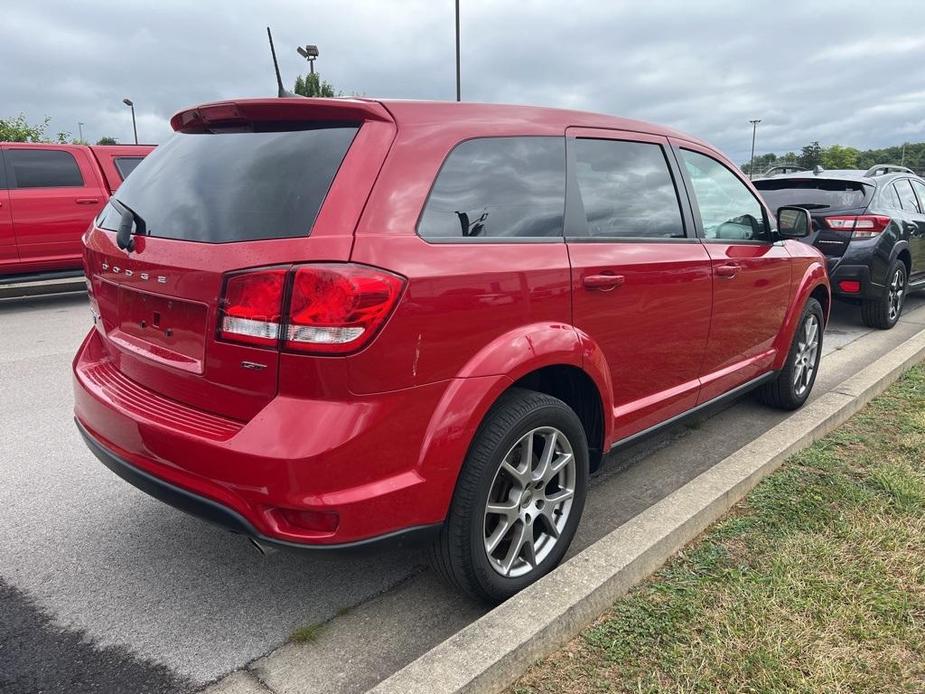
[293,72,338,97]
[821,144,860,169]
[0,113,51,142]
[96,136,118,145]
[798,141,824,169]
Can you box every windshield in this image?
[754,178,872,214]
[98,124,358,243]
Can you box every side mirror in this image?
[777,206,812,239]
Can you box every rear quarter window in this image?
[114,156,144,180]
[100,125,358,243]
[6,149,84,188]
[417,136,565,239]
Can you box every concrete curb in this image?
[369,327,925,694]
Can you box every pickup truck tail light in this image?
[824,215,891,238]
[218,264,404,354]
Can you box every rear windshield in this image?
[98,125,358,243]
[754,178,872,214]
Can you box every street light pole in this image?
[455,0,461,101]
[77,121,84,143]
[123,98,138,145]
[296,44,319,78]
[748,119,761,180]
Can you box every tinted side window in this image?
[7,149,84,188]
[418,137,565,239]
[910,180,925,213]
[0,151,6,189]
[114,156,143,180]
[881,182,903,210]
[572,139,684,239]
[680,149,769,241]
[896,179,922,213]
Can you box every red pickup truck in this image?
[0,142,154,277]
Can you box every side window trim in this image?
[672,141,775,245]
[0,148,7,189]
[910,179,925,213]
[415,135,567,244]
[563,131,696,243]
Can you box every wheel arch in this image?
[772,261,829,370]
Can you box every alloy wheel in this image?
[482,426,576,578]
[888,266,906,322]
[793,313,820,397]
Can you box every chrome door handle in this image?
[583,274,625,290]
[76,197,100,205]
[716,263,740,279]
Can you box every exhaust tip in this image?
[248,537,278,556]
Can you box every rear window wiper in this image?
[109,198,147,252]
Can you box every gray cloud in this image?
[2,0,923,163]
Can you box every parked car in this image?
[755,165,925,329]
[0,142,154,277]
[73,98,829,602]
[761,164,808,177]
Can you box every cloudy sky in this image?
[2,0,923,164]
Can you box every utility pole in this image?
[455,0,461,101]
[902,142,907,166]
[748,119,761,180]
[77,122,84,143]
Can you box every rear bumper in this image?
[76,418,439,552]
[73,329,456,547]
[828,263,882,300]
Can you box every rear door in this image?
[566,128,712,441]
[84,105,395,421]
[0,150,17,271]
[3,145,105,267]
[899,179,925,276]
[675,143,792,403]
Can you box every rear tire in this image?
[861,260,907,330]
[428,388,589,603]
[757,298,823,410]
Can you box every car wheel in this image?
[757,297,824,411]
[861,260,907,330]
[428,388,589,603]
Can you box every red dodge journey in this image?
[73,98,829,601]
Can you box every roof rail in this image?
[864,164,914,177]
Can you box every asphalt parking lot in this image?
[2,292,925,694]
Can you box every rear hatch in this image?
[83,99,396,421]
[754,177,874,258]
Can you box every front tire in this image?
[757,297,823,410]
[861,260,907,330]
[428,388,589,603]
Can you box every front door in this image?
[674,144,792,403]
[3,145,103,268]
[566,129,713,443]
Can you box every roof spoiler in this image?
[169,98,393,133]
[864,164,914,177]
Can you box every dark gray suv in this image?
[756,165,925,329]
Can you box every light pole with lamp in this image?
[748,119,761,180]
[123,98,138,145]
[297,44,319,75]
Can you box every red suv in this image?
[73,98,829,601]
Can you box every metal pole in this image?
[901,142,906,166]
[131,105,138,145]
[748,119,761,180]
[310,59,314,76]
[455,0,461,101]
[78,122,84,142]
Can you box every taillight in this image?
[217,264,404,354]
[824,215,891,238]
[285,264,404,354]
[218,268,287,347]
